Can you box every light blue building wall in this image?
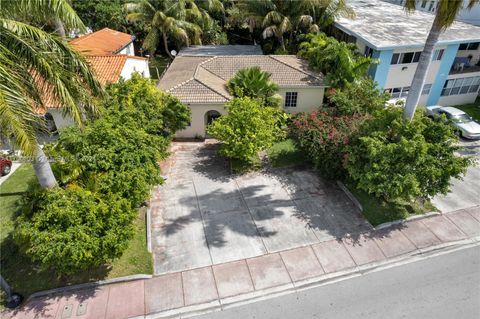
[426,44,460,105]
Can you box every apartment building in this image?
[332,0,480,106]
[385,0,480,26]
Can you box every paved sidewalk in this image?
[3,206,479,319]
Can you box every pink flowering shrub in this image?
[289,109,366,178]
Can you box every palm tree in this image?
[403,0,479,120]
[238,0,353,52]
[0,0,103,188]
[126,0,222,58]
[227,67,281,107]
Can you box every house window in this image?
[459,42,480,50]
[284,92,298,107]
[422,84,432,95]
[428,1,435,12]
[385,86,411,98]
[441,76,480,96]
[468,42,480,50]
[364,45,374,58]
[391,53,400,64]
[432,49,444,61]
[391,51,423,64]
[421,0,427,8]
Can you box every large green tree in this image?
[298,33,375,87]
[0,0,103,188]
[403,0,479,120]
[126,0,224,58]
[346,108,471,201]
[227,67,280,107]
[207,97,285,163]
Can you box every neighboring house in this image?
[158,45,326,138]
[41,28,150,130]
[332,0,480,107]
[384,0,480,26]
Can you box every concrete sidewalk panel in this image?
[105,280,145,319]
[250,204,318,252]
[342,234,386,265]
[400,220,441,249]
[464,206,480,223]
[373,228,416,258]
[246,253,292,290]
[54,287,109,319]
[182,267,218,306]
[446,210,480,237]
[311,239,356,273]
[145,273,184,314]
[280,246,324,282]
[421,216,467,242]
[3,295,61,319]
[212,260,254,298]
[204,210,266,264]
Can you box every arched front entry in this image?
[204,110,221,137]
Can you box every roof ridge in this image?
[166,77,195,92]
[268,55,322,80]
[192,56,231,99]
[195,70,231,100]
[193,79,230,101]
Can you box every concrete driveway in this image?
[150,142,372,275]
[432,139,480,213]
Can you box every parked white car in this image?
[425,106,480,140]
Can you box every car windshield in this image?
[451,114,472,123]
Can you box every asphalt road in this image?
[194,245,480,319]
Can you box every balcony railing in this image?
[450,56,480,75]
[450,64,480,75]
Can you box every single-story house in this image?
[158,45,326,138]
[40,28,150,130]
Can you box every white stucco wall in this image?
[120,57,150,79]
[47,108,74,130]
[118,42,134,55]
[278,87,325,114]
[175,88,325,138]
[175,104,227,138]
[384,56,443,89]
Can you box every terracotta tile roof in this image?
[70,28,134,55]
[36,54,148,113]
[158,52,325,104]
[88,55,128,85]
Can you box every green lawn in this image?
[455,99,480,122]
[0,164,152,306]
[345,182,437,226]
[149,55,171,80]
[267,139,309,168]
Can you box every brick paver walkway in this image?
[4,207,479,319]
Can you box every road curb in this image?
[147,239,480,319]
[375,211,442,230]
[336,180,363,212]
[26,274,153,302]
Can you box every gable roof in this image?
[70,28,134,55]
[158,54,325,104]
